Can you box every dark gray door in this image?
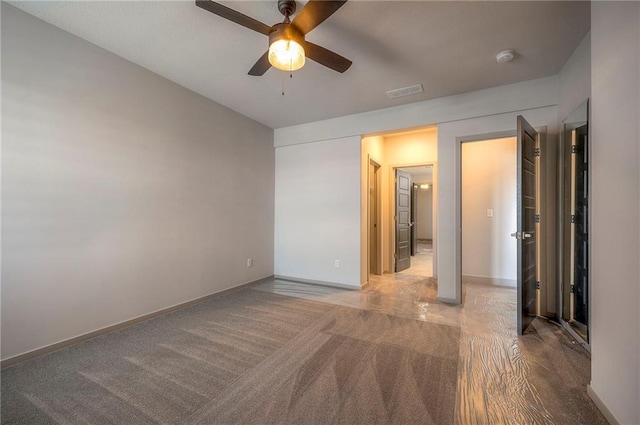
[411,184,418,256]
[573,124,588,327]
[395,169,412,272]
[516,115,538,335]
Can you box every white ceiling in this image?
[9,1,590,129]
[398,165,432,184]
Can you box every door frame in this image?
[558,99,590,349]
[367,157,383,281]
[455,128,548,312]
[390,162,438,277]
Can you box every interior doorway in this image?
[361,126,438,287]
[460,137,518,289]
[457,116,543,335]
[366,161,437,298]
[393,165,435,276]
[368,159,382,276]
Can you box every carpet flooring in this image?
[1,288,460,424]
[253,279,608,424]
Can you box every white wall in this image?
[274,136,361,287]
[558,33,591,123]
[1,5,275,360]
[589,3,640,424]
[416,187,433,240]
[461,138,517,285]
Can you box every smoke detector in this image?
[496,49,515,63]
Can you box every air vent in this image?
[386,84,424,99]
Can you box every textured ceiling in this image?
[9,1,590,129]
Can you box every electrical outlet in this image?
[487,209,494,218]
[247,258,253,268]
[334,259,340,268]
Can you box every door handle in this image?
[409,222,414,227]
[511,232,521,239]
[511,232,533,240]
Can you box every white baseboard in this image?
[274,275,360,290]
[587,384,621,425]
[462,275,516,287]
[437,296,460,305]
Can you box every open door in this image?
[395,169,412,272]
[573,124,589,331]
[514,115,538,335]
[411,184,418,256]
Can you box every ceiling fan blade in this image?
[304,41,352,73]
[195,0,271,36]
[248,51,271,76]
[292,0,347,35]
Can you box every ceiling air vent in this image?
[386,84,424,99]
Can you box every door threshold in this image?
[559,318,590,352]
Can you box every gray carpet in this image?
[1,288,460,424]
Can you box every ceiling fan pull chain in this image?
[281,69,285,96]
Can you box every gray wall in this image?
[590,3,639,424]
[1,4,275,360]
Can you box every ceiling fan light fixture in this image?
[196,0,351,76]
[269,39,305,71]
[268,23,305,71]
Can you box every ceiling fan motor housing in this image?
[269,22,304,47]
[277,0,297,18]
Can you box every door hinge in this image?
[571,214,576,223]
[536,281,540,290]
[570,284,575,293]
[571,145,577,154]
[534,214,540,223]
[534,148,541,157]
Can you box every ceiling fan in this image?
[195,0,352,76]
